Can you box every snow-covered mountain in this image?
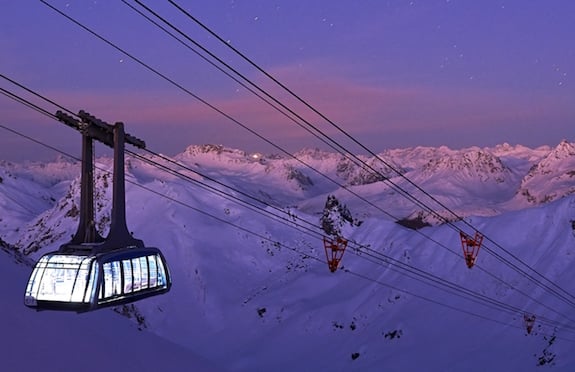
[2,141,575,371]
[516,140,575,204]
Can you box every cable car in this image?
[24,247,170,312]
[24,112,172,312]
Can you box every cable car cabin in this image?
[24,247,171,312]
[24,113,172,312]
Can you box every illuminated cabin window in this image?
[25,255,96,304]
[99,254,169,301]
[102,261,122,298]
[122,259,132,293]
[132,257,142,292]
[148,255,158,287]
[156,255,167,287]
[140,256,149,290]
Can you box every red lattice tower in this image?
[459,231,484,269]
[323,236,348,273]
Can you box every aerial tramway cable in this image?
[3,32,575,329]
[2,117,573,337]
[1,84,575,338]
[126,0,575,309]
[3,72,572,334]
[122,0,374,173]
[1,117,570,336]
[6,5,575,332]
[0,117,572,332]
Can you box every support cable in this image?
[6,4,575,326]
[4,54,575,328]
[151,0,575,307]
[3,120,572,337]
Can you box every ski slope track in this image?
[2,142,575,371]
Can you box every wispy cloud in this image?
[4,60,572,155]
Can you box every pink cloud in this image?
[4,61,570,155]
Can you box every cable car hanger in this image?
[24,111,172,312]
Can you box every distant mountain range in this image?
[174,141,575,223]
[3,141,575,251]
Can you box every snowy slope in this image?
[0,246,221,372]
[0,159,75,242]
[2,142,575,371]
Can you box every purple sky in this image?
[1,1,574,161]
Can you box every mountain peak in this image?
[293,148,336,160]
[183,144,247,157]
[422,148,509,182]
[516,140,575,204]
[550,140,575,159]
[531,140,575,171]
